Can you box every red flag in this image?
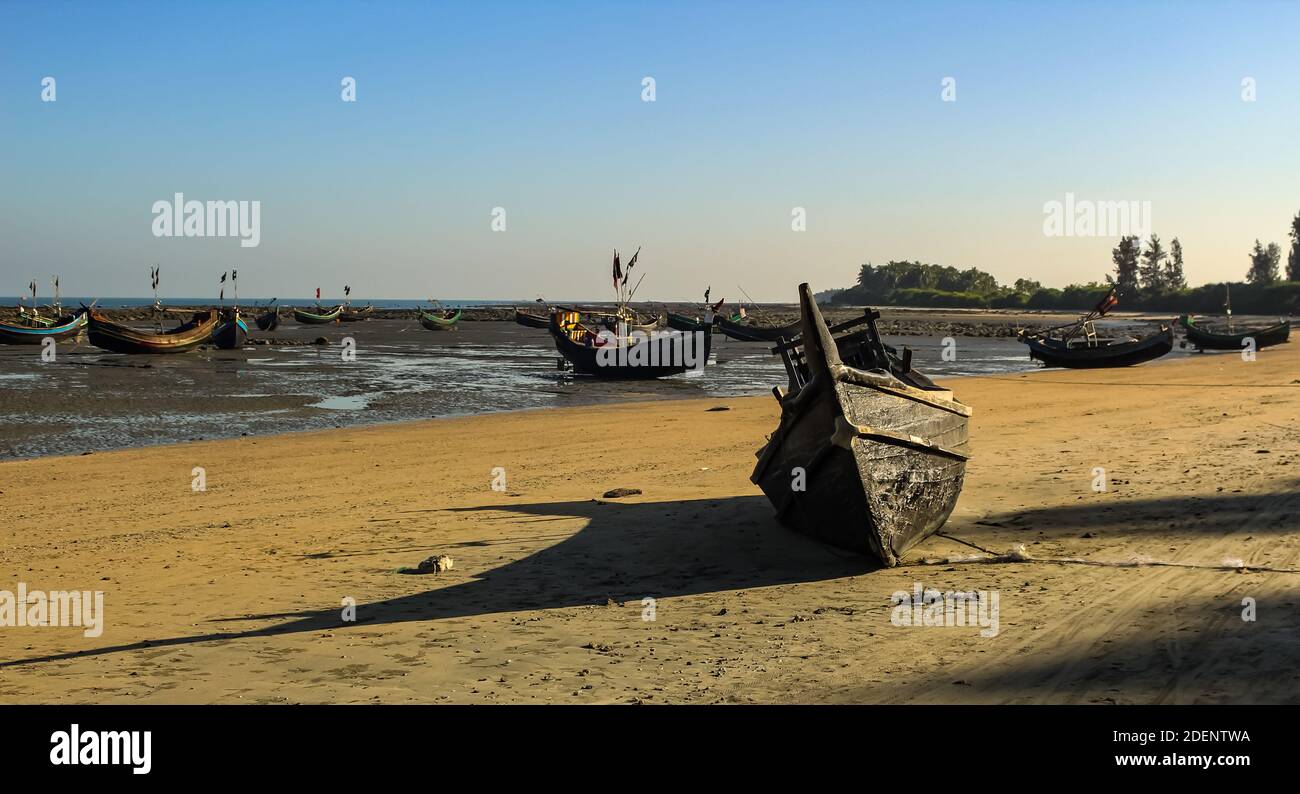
[316,287,321,300]
[612,250,622,289]
[710,298,726,313]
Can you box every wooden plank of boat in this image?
[293,305,343,324]
[419,308,461,330]
[213,308,250,349]
[1179,314,1290,351]
[718,315,801,342]
[1018,325,1174,368]
[87,308,219,354]
[0,309,88,345]
[549,310,711,379]
[751,284,970,567]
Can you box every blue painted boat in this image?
[0,309,88,345]
[213,308,250,349]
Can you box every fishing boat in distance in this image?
[515,308,551,328]
[751,283,971,567]
[293,304,343,324]
[0,308,87,344]
[339,304,374,322]
[0,277,88,344]
[213,307,250,349]
[550,309,710,379]
[1017,287,1173,368]
[419,307,461,330]
[717,314,801,342]
[254,299,280,331]
[87,308,219,354]
[1179,314,1290,350]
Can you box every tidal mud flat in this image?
[0,313,1063,459]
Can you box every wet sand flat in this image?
[1,344,1298,703]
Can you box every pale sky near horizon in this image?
[2,0,1298,302]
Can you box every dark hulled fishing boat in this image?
[87,308,219,354]
[293,305,343,324]
[550,310,711,379]
[1019,325,1174,368]
[514,307,552,328]
[0,309,87,344]
[255,300,280,331]
[751,284,971,567]
[666,311,708,332]
[1179,314,1290,351]
[718,315,802,342]
[420,308,461,330]
[1017,287,1173,368]
[213,308,250,349]
[339,304,374,322]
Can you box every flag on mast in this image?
[612,250,622,289]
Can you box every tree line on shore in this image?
[830,213,1300,314]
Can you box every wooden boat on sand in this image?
[514,307,552,329]
[293,305,343,324]
[213,308,250,349]
[1018,325,1173,368]
[751,284,971,567]
[1178,314,1290,351]
[718,315,801,342]
[420,308,461,330]
[0,308,87,344]
[255,303,280,331]
[87,308,219,354]
[339,304,374,322]
[550,309,710,379]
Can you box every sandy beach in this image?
[2,343,1297,704]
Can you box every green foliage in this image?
[831,252,1299,313]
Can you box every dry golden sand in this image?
[1,344,1298,704]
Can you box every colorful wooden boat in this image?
[293,305,343,324]
[752,284,971,567]
[87,308,219,354]
[550,310,710,378]
[0,309,88,344]
[420,308,461,330]
[213,308,250,349]
[1178,315,1290,351]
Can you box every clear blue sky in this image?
[2,0,1298,301]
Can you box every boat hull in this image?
[255,310,280,331]
[514,309,551,329]
[1021,326,1174,368]
[667,312,708,332]
[293,306,342,324]
[213,313,250,349]
[718,316,800,342]
[87,310,218,354]
[338,306,373,322]
[1179,316,1290,350]
[752,285,970,567]
[0,311,87,344]
[420,310,461,330]
[550,313,711,379]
